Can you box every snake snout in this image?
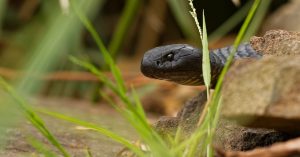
[141,53,156,79]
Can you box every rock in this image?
[214,120,293,151]
[222,55,300,132]
[216,137,300,157]
[154,90,207,138]
[153,90,292,151]
[250,30,300,56]
[260,0,300,33]
[153,30,300,152]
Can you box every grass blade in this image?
[205,0,262,156]
[242,0,271,41]
[208,0,252,43]
[167,0,200,43]
[201,11,211,97]
[108,0,141,57]
[37,109,145,157]
[70,1,126,94]
[27,137,58,157]
[0,77,70,157]
[130,87,147,120]
[188,0,202,40]
[0,0,6,35]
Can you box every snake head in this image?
[141,44,204,85]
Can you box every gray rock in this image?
[222,55,300,132]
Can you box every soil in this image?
[0,97,149,157]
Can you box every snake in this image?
[140,43,262,87]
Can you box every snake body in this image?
[140,43,262,86]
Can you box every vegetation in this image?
[0,0,265,156]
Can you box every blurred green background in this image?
[0,0,288,100]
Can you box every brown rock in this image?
[250,30,300,56]
[216,137,300,157]
[154,90,293,151]
[260,0,300,33]
[222,55,300,132]
[214,120,292,151]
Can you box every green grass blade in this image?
[27,137,58,157]
[69,56,117,92]
[208,0,252,43]
[233,0,261,47]
[70,1,126,94]
[167,0,200,43]
[37,109,145,157]
[108,0,141,57]
[0,0,6,35]
[85,147,93,157]
[130,87,147,120]
[71,1,173,156]
[188,0,202,40]
[201,11,211,97]
[210,0,262,118]
[205,0,262,156]
[242,0,271,41]
[16,0,102,95]
[0,77,70,157]
[101,86,172,157]
[71,1,148,120]
[70,57,151,130]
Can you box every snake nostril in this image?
[156,60,160,66]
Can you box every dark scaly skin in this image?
[140,43,262,87]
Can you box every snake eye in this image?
[166,53,174,61]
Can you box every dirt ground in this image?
[0,97,154,157]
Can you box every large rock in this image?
[154,30,300,152]
[217,137,300,157]
[222,56,300,132]
[154,90,292,151]
[250,30,300,56]
[260,0,300,33]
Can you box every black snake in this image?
[140,43,262,86]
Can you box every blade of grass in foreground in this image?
[70,1,126,95]
[0,77,70,157]
[37,109,145,157]
[208,0,252,43]
[27,137,57,157]
[71,57,172,157]
[108,0,141,57]
[183,0,262,156]
[242,0,271,41]
[187,0,211,96]
[201,12,211,97]
[167,0,200,43]
[213,0,261,98]
[69,57,148,122]
[70,1,172,156]
[203,0,262,156]
[0,0,6,35]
